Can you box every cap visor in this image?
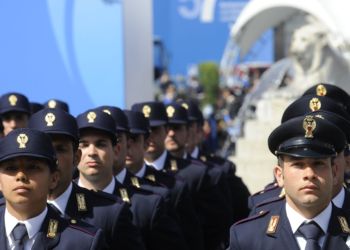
[168,120,188,124]
[0,153,54,164]
[278,147,336,158]
[1,107,30,114]
[43,130,79,142]
[149,120,167,127]
[130,128,147,134]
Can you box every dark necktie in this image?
[298,221,323,250]
[12,223,28,250]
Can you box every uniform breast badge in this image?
[45,113,56,126]
[48,100,57,108]
[266,216,280,233]
[8,95,18,106]
[131,177,140,188]
[309,98,321,111]
[87,112,97,123]
[103,109,111,115]
[303,116,316,138]
[119,188,130,203]
[166,106,175,117]
[47,219,58,239]
[338,217,350,233]
[316,84,327,96]
[181,103,188,109]
[142,105,151,117]
[279,187,285,197]
[170,160,178,171]
[146,174,156,182]
[17,133,28,148]
[76,193,87,211]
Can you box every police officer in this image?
[229,115,350,249]
[27,108,145,250]
[132,101,232,250]
[76,109,187,250]
[29,102,44,115]
[0,93,31,136]
[123,109,204,250]
[0,128,108,250]
[43,100,69,113]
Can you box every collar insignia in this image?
[200,155,207,162]
[48,100,57,108]
[131,177,140,188]
[76,193,87,211]
[45,113,56,126]
[87,112,97,123]
[181,103,188,109]
[303,116,316,138]
[170,159,178,171]
[166,106,175,117]
[267,216,279,233]
[8,95,17,106]
[338,216,350,233]
[119,188,130,203]
[146,174,156,182]
[309,98,321,111]
[142,105,151,117]
[17,133,28,148]
[316,84,327,96]
[47,219,58,239]
[279,187,285,197]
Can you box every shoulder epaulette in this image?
[161,170,184,183]
[128,184,160,196]
[252,185,279,196]
[0,197,5,205]
[234,210,270,227]
[89,189,122,204]
[265,181,278,188]
[66,219,96,236]
[255,195,285,209]
[141,177,169,190]
[190,159,206,167]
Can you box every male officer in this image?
[28,108,145,250]
[132,101,232,250]
[43,100,69,113]
[29,103,44,115]
[123,109,204,250]
[76,109,187,249]
[0,128,108,250]
[178,100,250,222]
[229,115,350,249]
[0,93,31,136]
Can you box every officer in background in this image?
[29,102,44,115]
[0,128,108,250]
[132,101,232,250]
[43,100,69,113]
[229,115,350,249]
[124,109,204,250]
[28,108,145,250]
[0,93,31,136]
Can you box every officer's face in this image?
[126,134,149,168]
[78,129,117,177]
[165,124,188,153]
[187,121,198,152]
[113,132,128,172]
[275,156,338,215]
[2,111,30,136]
[146,125,167,156]
[0,156,58,209]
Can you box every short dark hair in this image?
[46,159,57,174]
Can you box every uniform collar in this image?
[5,206,48,239]
[134,163,146,178]
[77,177,115,194]
[144,150,167,170]
[183,151,188,159]
[190,146,199,159]
[332,187,345,208]
[286,201,332,234]
[47,182,72,215]
[115,168,127,184]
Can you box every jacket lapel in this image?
[0,206,7,250]
[123,170,134,186]
[65,182,90,219]
[342,187,350,210]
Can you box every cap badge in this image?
[309,98,321,111]
[316,84,327,96]
[76,193,87,211]
[146,174,156,182]
[167,106,175,117]
[315,115,324,119]
[142,105,151,117]
[45,113,56,127]
[338,216,350,233]
[303,116,316,138]
[47,219,58,239]
[181,103,189,109]
[267,216,279,233]
[119,188,130,203]
[17,133,28,148]
[170,159,178,171]
[8,95,17,106]
[48,100,57,108]
[87,112,97,123]
[131,177,140,188]
[103,109,111,115]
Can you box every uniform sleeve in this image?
[229,225,241,250]
[112,202,146,250]
[248,195,255,211]
[89,228,109,250]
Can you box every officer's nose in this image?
[87,144,97,156]
[303,165,317,181]
[10,119,17,129]
[16,171,28,182]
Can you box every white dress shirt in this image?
[5,206,48,250]
[47,182,73,215]
[332,187,345,208]
[115,168,127,184]
[183,152,188,159]
[190,146,199,159]
[286,202,332,250]
[78,177,116,194]
[144,150,167,171]
[135,163,146,178]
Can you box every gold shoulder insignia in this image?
[47,219,58,239]
[131,177,140,188]
[76,193,87,211]
[200,155,207,162]
[347,179,350,184]
[45,113,56,126]
[170,160,178,171]
[119,188,130,203]
[266,216,279,233]
[9,95,18,106]
[338,216,350,233]
[17,133,28,148]
[279,187,285,197]
[344,183,347,188]
[146,174,156,182]
[181,103,188,109]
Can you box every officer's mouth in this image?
[86,161,100,167]
[300,184,319,191]
[13,185,30,193]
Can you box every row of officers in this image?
[2,82,350,250]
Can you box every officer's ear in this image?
[345,155,350,173]
[332,161,339,186]
[49,172,59,190]
[73,149,82,167]
[113,143,121,162]
[274,165,284,188]
[144,136,151,151]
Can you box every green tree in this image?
[198,62,219,107]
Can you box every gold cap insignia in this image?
[45,113,56,127]
[279,187,285,198]
[266,216,280,233]
[17,134,28,148]
[48,100,57,108]
[76,193,87,211]
[131,177,140,188]
[119,188,130,203]
[8,95,18,106]
[87,112,97,123]
[309,98,321,111]
[47,219,58,239]
[167,106,175,117]
[338,216,350,233]
[170,159,178,171]
[316,84,327,96]
[303,116,316,138]
[146,174,156,182]
[315,114,324,119]
[142,105,151,117]
[200,155,207,162]
[181,103,189,109]
[103,109,111,115]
